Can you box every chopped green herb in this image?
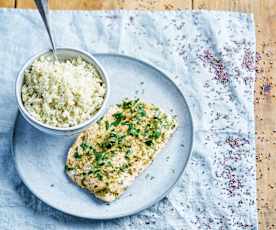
[90,166,100,174]
[138,108,146,117]
[125,148,133,159]
[94,152,108,166]
[65,164,73,171]
[80,142,90,151]
[120,98,140,110]
[121,101,132,109]
[152,130,161,139]
[74,151,81,159]
[119,163,129,172]
[128,124,140,137]
[96,117,103,125]
[110,120,121,127]
[145,140,153,146]
[113,112,125,121]
[105,121,109,130]
[95,173,103,181]
[107,160,113,167]
[101,132,116,149]
[101,131,126,150]
[102,142,112,149]
[121,121,130,126]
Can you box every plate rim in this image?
[11,53,194,220]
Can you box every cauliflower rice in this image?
[21,56,106,128]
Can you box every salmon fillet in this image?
[65,99,177,202]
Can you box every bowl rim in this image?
[15,47,110,131]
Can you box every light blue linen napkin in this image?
[0,9,257,230]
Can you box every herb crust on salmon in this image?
[65,99,177,202]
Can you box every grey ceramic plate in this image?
[12,54,193,219]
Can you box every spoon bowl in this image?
[15,48,110,136]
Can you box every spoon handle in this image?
[34,0,56,53]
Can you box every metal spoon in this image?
[34,0,58,61]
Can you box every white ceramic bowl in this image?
[15,48,110,136]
